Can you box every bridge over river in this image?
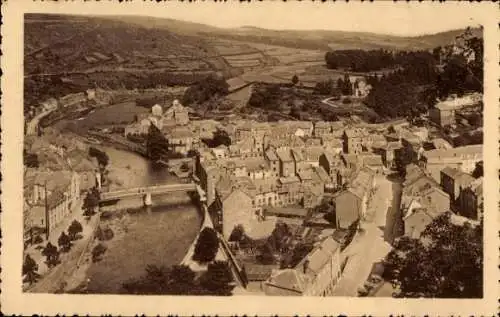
[100,182,206,206]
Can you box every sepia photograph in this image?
[2,1,498,316]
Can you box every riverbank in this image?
[63,143,201,294]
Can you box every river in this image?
[62,105,202,294]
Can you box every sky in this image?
[78,2,485,37]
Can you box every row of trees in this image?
[23,219,84,286]
[122,261,234,296]
[313,75,354,96]
[383,213,483,298]
[325,49,402,72]
[181,75,229,107]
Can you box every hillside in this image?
[24,13,481,111]
[24,14,237,109]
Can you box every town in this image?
[21,14,484,298]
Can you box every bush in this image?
[192,227,219,263]
[199,261,234,296]
[68,220,83,240]
[92,243,107,262]
[33,235,43,244]
[96,225,114,241]
[256,243,276,265]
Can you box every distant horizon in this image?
[25,2,485,37]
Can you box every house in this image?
[429,93,482,127]
[302,146,324,168]
[343,128,369,154]
[124,118,151,137]
[440,167,476,204]
[403,201,441,239]
[420,144,482,182]
[382,141,402,169]
[213,183,254,239]
[458,178,483,220]
[264,147,280,177]
[196,160,221,205]
[319,152,341,178]
[264,237,341,296]
[276,148,295,178]
[252,176,278,209]
[163,99,189,126]
[291,148,306,174]
[314,121,331,137]
[25,170,80,233]
[66,150,97,192]
[401,165,451,239]
[321,136,343,154]
[334,168,375,229]
[278,176,302,206]
[165,127,198,154]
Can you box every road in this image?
[26,108,55,136]
[332,174,402,297]
[25,199,99,293]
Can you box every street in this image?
[332,173,402,296]
[24,197,99,293]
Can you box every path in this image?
[332,174,401,296]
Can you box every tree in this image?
[256,242,276,265]
[88,147,109,170]
[146,124,169,161]
[229,224,245,242]
[57,231,71,252]
[289,105,301,119]
[42,242,60,268]
[83,188,100,217]
[182,75,229,106]
[23,254,40,285]
[383,213,483,298]
[472,161,483,178]
[314,79,335,95]
[291,74,299,85]
[203,129,231,148]
[192,227,219,263]
[68,220,83,240]
[24,151,39,168]
[92,243,107,262]
[341,74,353,95]
[199,261,234,296]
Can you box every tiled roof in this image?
[265,269,306,295]
[276,149,293,162]
[265,148,279,161]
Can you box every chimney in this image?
[303,259,310,274]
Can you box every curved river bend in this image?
[83,144,202,294]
